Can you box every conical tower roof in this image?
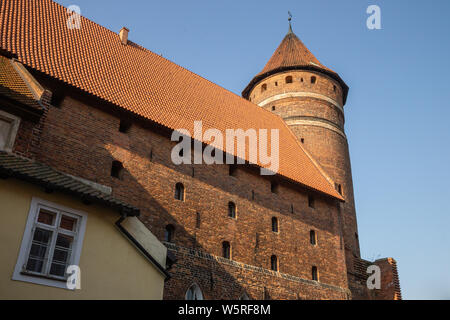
[242,26,348,103]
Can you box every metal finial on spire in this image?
[288,11,293,34]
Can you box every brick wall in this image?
[9,73,350,300]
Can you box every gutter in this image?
[115,213,171,280]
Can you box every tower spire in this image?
[288,11,293,34]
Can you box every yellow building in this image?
[0,152,169,299]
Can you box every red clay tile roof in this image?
[242,28,348,103]
[0,55,42,110]
[0,0,343,200]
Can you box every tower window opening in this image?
[312,266,319,281]
[311,76,317,84]
[310,230,317,245]
[222,241,231,259]
[301,138,305,144]
[261,83,267,92]
[228,202,236,219]
[301,78,304,82]
[271,255,278,272]
[275,81,278,86]
[308,195,315,208]
[111,160,123,179]
[285,76,293,84]
[333,85,337,92]
[272,106,276,111]
[175,183,185,201]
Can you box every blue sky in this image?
[55,0,450,299]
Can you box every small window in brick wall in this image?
[222,241,231,260]
[111,161,123,179]
[196,212,201,228]
[272,106,276,111]
[229,164,237,177]
[312,266,319,281]
[272,217,279,233]
[271,181,279,194]
[119,119,132,133]
[51,91,65,107]
[164,225,175,242]
[285,76,293,84]
[310,230,317,245]
[175,183,185,201]
[228,202,236,219]
[308,195,315,208]
[311,76,317,84]
[271,255,278,272]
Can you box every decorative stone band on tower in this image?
[242,26,364,297]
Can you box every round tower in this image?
[243,24,361,273]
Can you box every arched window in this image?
[164,224,175,242]
[240,293,250,300]
[271,217,278,233]
[261,83,267,92]
[228,202,236,219]
[271,255,278,271]
[312,266,319,281]
[310,230,317,245]
[185,283,204,300]
[311,76,317,84]
[222,241,231,259]
[285,76,293,84]
[174,183,184,201]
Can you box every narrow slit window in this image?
[271,255,278,271]
[175,183,185,201]
[308,195,315,209]
[271,217,278,233]
[222,241,231,259]
[164,225,175,242]
[119,119,132,133]
[310,230,317,245]
[312,266,319,281]
[228,202,236,219]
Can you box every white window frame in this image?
[0,110,21,152]
[12,197,88,290]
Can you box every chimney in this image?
[119,27,129,45]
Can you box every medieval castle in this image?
[0,0,401,299]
